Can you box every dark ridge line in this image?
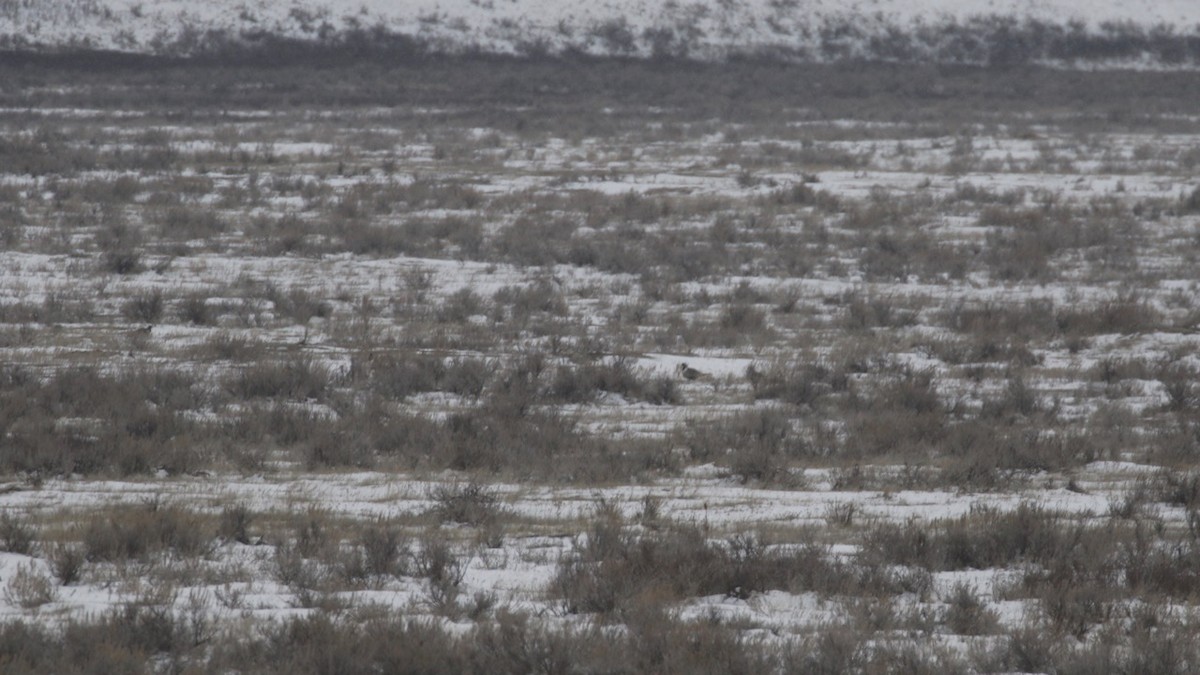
[3,19,1200,72]
[0,47,1196,75]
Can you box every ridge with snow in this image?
[3,0,1200,66]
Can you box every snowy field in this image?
[5,0,1200,65]
[1,59,1200,671]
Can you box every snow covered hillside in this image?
[3,0,1200,65]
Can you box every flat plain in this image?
[2,58,1200,672]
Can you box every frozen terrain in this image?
[0,57,1199,672]
[4,0,1200,64]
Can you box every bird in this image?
[676,362,709,382]
[124,324,153,356]
[125,324,152,344]
[745,363,763,388]
[152,256,176,275]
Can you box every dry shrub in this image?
[4,563,59,609]
[468,610,581,674]
[304,422,374,470]
[1146,470,1200,508]
[216,612,462,674]
[352,348,676,475]
[413,530,469,612]
[122,289,165,323]
[437,287,486,323]
[676,408,808,483]
[493,280,568,323]
[840,368,947,459]
[619,603,778,675]
[159,205,229,239]
[267,286,332,325]
[358,519,409,578]
[843,293,918,331]
[428,482,504,527]
[941,295,1164,343]
[748,359,848,407]
[858,229,968,281]
[1117,524,1200,599]
[1037,580,1113,639]
[861,503,1078,571]
[71,175,142,204]
[0,617,150,674]
[96,221,143,275]
[81,501,213,563]
[47,543,85,586]
[1089,355,1156,384]
[939,424,1101,488]
[227,357,334,401]
[177,292,214,325]
[553,504,845,616]
[784,626,865,675]
[943,583,1000,635]
[218,503,253,545]
[273,542,327,593]
[246,212,316,255]
[367,352,492,400]
[196,331,267,361]
[0,367,200,476]
[228,402,327,448]
[0,513,36,555]
[1158,365,1198,412]
[1056,294,1165,337]
[492,215,578,266]
[334,213,484,258]
[979,374,1043,420]
[683,298,773,347]
[547,357,678,405]
[424,406,658,480]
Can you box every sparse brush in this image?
[0,514,35,555]
[8,55,1200,671]
[943,583,999,635]
[177,293,214,326]
[414,530,468,613]
[824,502,857,528]
[359,520,409,577]
[218,503,254,545]
[81,501,213,563]
[47,543,85,586]
[428,482,503,527]
[4,562,59,609]
[122,289,164,323]
[228,357,333,401]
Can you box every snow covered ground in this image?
[1,59,1200,669]
[0,459,1169,628]
[4,0,1200,63]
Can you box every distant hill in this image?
[3,0,1200,66]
